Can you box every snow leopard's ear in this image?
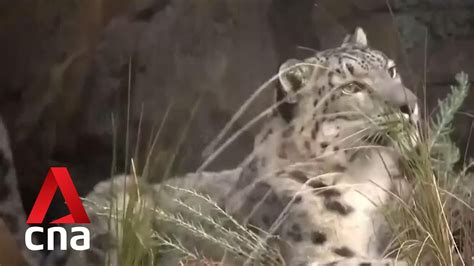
[342,27,368,46]
[276,59,311,122]
[278,59,304,102]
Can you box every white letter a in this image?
[70,227,90,251]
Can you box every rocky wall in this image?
[0,0,472,230]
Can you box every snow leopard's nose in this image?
[393,88,418,116]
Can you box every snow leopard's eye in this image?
[388,66,397,79]
[341,82,363,95]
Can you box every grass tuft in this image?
[384,72,472,265]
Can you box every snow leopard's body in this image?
[50,27,419,266]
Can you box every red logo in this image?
[27,167,90,224]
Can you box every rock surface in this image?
[0,0,472,240]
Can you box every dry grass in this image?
[384,72,473,265]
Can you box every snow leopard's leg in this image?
[227,169,400,266]
[0,118,42,265]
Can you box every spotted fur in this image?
[53,27,418,266]
[226,27,418,265]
